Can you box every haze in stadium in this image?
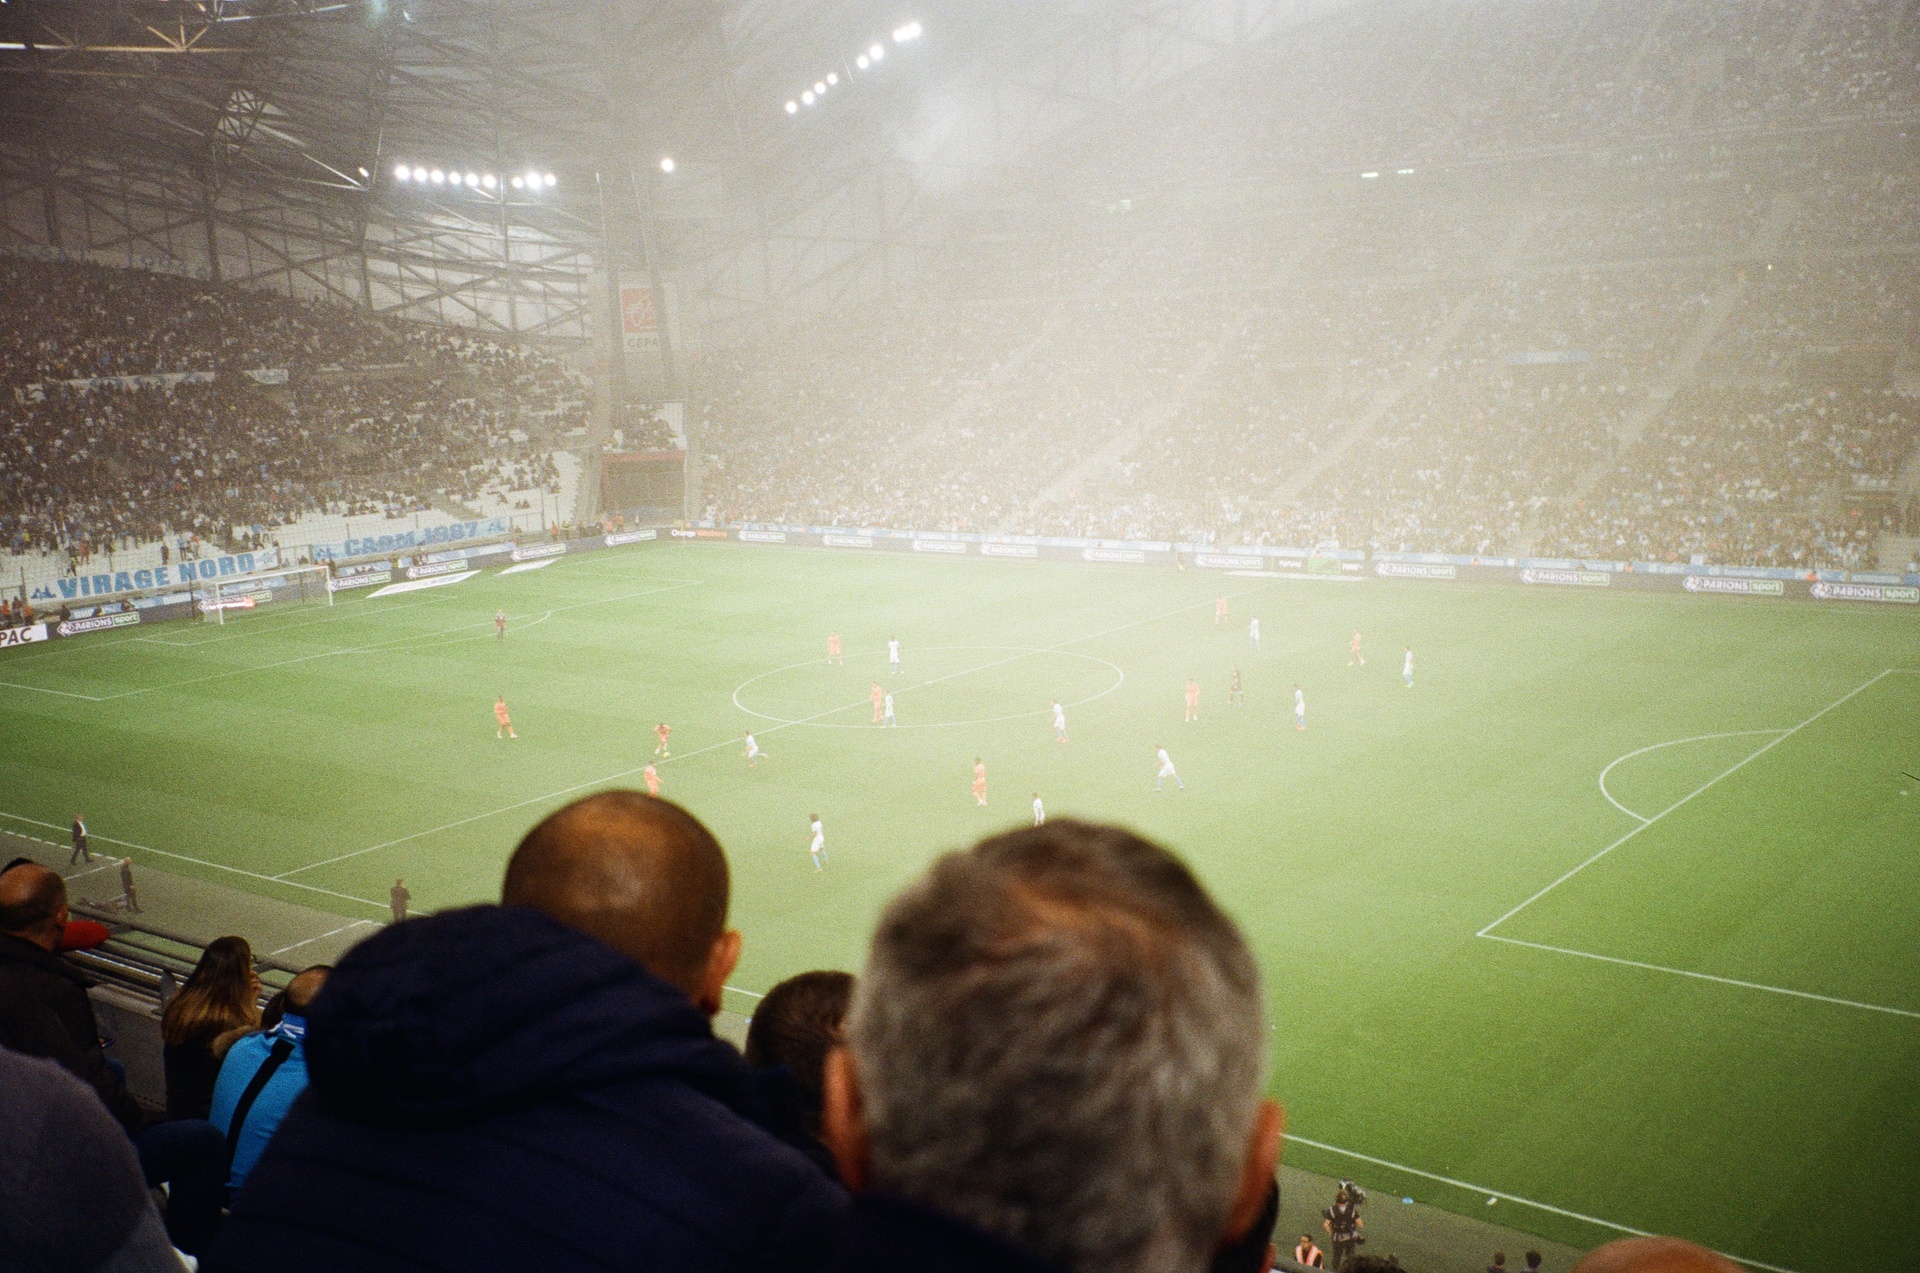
[0,2,1914,1272]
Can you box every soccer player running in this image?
[643,763,660,797]
[1248,617,1261,650]
[495,609,507,640]
[1350,628,1364,666]
[1294,684,1307,731]
[887,637,901,676]
[827,632,843,665]
[1403,645,1414,688]
[1229,666,1244,706]
[1154,745,1183,792]
[808,814,826,871]
[744,731,765,767]
[1032,793,1045,826]
[494,696,517,739]
[882,692,896,727]
[1214,596,1228,626]
[1052,699,1068,743]
[1185,678,1200,723]
[653,722,671,757]
[871,682,885,723]
[972,758,988,807]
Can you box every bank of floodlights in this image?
[784,19,919,117]
[391,162,557,196]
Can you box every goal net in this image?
[194,564,333,624]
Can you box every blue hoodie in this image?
[207,905,848,1273]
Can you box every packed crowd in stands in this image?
[0,254,588,570]
[0,800,1750,1273]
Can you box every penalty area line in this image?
[1284,1135,1805,1273]
[1478,934,1920,1021]
[1478,669,1895,937]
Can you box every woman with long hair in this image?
[161,935,260,1119]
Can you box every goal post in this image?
[195,564,333,625]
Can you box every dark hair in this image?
[744,969,854,1135]
[0,867,65,934]
[162,936,259,1044]
[1525,1254,1542,1270]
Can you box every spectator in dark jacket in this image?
[162,936,260,1120]
[208,965,329,1193]
[819,820,1283,1273]
[208,792,848,1273]
[0,1045,183,1273]
[745,969,854,1178]
[0,863,226,1254]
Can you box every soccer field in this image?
[3,541,1916,1271]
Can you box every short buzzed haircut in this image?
[284,966,331,1014]
[0,864,65,935]
[847,820,1266,1273]
[503,792,729,996]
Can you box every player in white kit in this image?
[1154,745,1183,791]
[1403,645,1414,688]
[1248,617,1260,650]
[1032,793,1045,826]
[1052,700,1068,743]
[888,637,901,675]
[1293,685,1306,731]
[744,731,766,767]
[808,814,826,870]
[882,692,896,726]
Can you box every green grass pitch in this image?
[2,542,1916,1272]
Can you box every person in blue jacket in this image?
[208,965,330,1193]
[207,793,848,1273]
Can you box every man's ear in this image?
[1220,1100,1284,1246]
[821,1046,870,1191]
[693,929,742,1017]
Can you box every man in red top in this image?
[827,632,843,665]
[1185,678,1200,723]
[871,682,885,723]
[1214,596,1228,626]
[495,696,518,739]
[653,722,672,757]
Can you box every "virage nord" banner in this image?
[31,548,281,603]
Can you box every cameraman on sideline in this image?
[1322,1181,1365,1270]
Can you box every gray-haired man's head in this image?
[824,819,1280,1273]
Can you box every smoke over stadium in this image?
[0,3,1914,1271]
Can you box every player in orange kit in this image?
[972,757,988,806]
[1185,678,1200,723]
[653,722,671,757]
[494,696,517,739]
[1214,596,1228,626]
[871,682,885,723]
[1349,629,1365,667]
[643,763,660,796]
[827,632,843,664]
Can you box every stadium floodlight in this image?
[394,163,411,180]
[857,54,869,69]
[543,172,557,187]
[870,42,885,60]
[826,71,838,85]
[1360,170,1379,179]
[801,90,815,105]
[357,167,370,179]
[411,166,427,181]
[464,172,479,186]
[892,21,921,42]
[429,168,445,183]
[510,175,525,189]
[481,173,496,188]
[814,80,826,94]
[659,157,675,174]
[1397,167,1416,175]
[525,169,542,188]
[786,100,799,113]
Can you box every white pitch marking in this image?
[0,811,389,913]
[277,579,1277,881]
[497,559,559,576]
[1479,934,1920,1020]
[267,919,379,958]
[366,570,479,598]
[1595,729,1788,824]
[0,679,107,701]
[1479,669,1895,938]
[1284,1134,1806,1273]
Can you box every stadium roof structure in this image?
[0,0,1348,352]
